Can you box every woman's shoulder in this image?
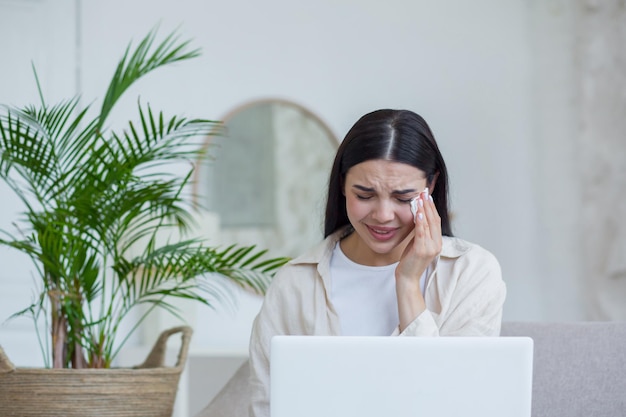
[438,237,504,299]
[440,236,501,272]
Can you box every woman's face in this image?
[342,159,429,265]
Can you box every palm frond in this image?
[0,109,55,197]
[97,27,201,130]
[0,99,95,207]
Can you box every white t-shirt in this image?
[329,242,427,336]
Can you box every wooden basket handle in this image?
[0,346,16,374]
[135,326,193,370]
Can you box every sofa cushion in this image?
[501,321,626,417]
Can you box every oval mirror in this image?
[194,99,339,260]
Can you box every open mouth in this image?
[366,225,397,241]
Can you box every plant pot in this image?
[0,326,192,417]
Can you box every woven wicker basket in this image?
[0,326,192,417]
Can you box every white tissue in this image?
[410,198,419,223]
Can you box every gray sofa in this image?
[195,322,626,417]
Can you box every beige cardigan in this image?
[248,228,506,417]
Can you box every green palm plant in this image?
[0,28,288,369]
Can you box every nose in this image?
[371,200,395,223]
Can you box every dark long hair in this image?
[324,109,453,237]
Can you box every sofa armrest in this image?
[193,360,251,417]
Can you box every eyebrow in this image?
[352,185,417,195]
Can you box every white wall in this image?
[1,0,587,368]
[526,0,584,320]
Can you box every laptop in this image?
[270,336,533,417]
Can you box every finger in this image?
[414,199,439,257]
[413,198,427,239]
[414,203,425,235]
[423,192,442,245]
[416,197,427,224]
[415,198,435,251]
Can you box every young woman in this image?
[247,109,506,417]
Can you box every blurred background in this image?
[1,0,624,414]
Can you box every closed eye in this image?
[395,189,426,204]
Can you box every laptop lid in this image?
[270,336,533,417]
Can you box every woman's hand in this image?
[395,188,443,331]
